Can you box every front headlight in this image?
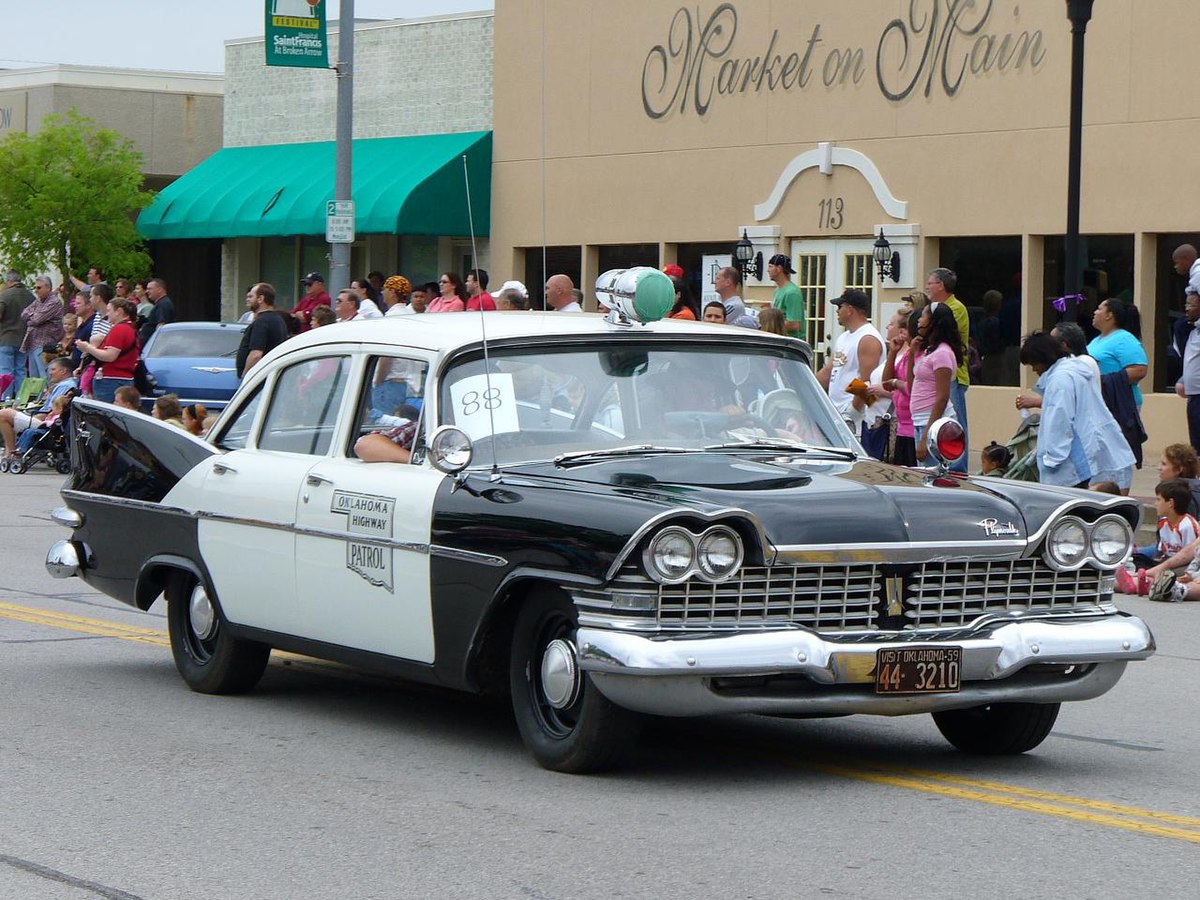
[1045,517,1089,569]
[1091,515,1133,567]
[644,527,695,583]
[695,526,744,582]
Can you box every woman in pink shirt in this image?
[879,306,917,466]
[428,273,467,313]
[906,303,963,463]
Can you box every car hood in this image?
[496,454,1106,549]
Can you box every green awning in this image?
[137,131,491,239]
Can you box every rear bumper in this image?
[578,615,1154,717]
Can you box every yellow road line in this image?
[5,600,1199,841]
[802,761,1200,844]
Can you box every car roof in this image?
[280,311,800,354]
[156,321,247,331]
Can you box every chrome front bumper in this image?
[578,615,1155,717]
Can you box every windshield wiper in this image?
[703,439,859,460]
[555,444,694,468]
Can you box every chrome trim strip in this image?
[62,489,194,518]
[62,490,429,554]
[429,545,508,567]
[770,541,1027,564]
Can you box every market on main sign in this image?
[641,0,1048,119]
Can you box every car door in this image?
[292,353,443,663]
[196,354,352,636]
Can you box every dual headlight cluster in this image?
[643,524,744,584]
[1043,514,1133,570]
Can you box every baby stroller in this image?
[4,391,75,476]
[1001,412,1040,482]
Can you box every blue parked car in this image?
[140,322,247,412]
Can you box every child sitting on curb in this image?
[1117,479,1198,595]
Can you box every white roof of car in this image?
[279,311,791,355]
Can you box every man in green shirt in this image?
[768,254,805,338]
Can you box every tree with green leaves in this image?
[0,108,154,280]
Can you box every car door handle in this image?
[212,461,237,476]
[305,473,334,487]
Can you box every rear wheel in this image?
[55,458,72,474]
[166,572,269,694]
[933,702,1061,755]
[509,589,640,773]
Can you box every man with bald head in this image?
[545,274,581,312]
[1174,244,1200,300]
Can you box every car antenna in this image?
[462,153,502,482]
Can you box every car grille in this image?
[574,560,1109,633]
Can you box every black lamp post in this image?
[873,229,901,284]
[734,230,762,283]
[1063,0,1095,322]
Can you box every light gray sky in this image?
[1,1,493,74]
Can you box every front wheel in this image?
[932,702,1061,755]
[510,589,641,773]
[166,573,270,694]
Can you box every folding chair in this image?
[1,376,46,410]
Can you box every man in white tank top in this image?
[816,289,884,423]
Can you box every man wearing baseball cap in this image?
[768,253,804,338]
[292,272,332,332]
[816,289,883,425]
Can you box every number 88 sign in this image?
[448,373,520,441]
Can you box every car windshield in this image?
[439,341,858,466]
[146,327,243,359]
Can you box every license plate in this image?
[875,647,962,694]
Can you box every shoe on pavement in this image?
[1147,571,1184,603]
[1114,567,1137,595]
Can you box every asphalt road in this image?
[2,467,1198,900]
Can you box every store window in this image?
[523,246,581,310]
[939,237,1023,387]
[597,244,659,272]
[1040,235,1135,336]
[1156,233,1200,391]
[261,237,299,310]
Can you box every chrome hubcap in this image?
[188,584,216,641]
[540,638,581,710]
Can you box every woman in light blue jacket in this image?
[1019,332,1136,491]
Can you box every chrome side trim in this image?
[429,545,508,567]
[62,490,428,554]
[771,541,1026,564]
[604,507,770,582]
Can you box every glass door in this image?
[792,239,877,367]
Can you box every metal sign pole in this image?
[329,0,355,295]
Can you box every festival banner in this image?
[265,0,329,69]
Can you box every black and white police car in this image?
[47,268,1154,772]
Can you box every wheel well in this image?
[135,556,206,611]
[468,579,569,700]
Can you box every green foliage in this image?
[0,108,154,280]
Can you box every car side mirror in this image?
[428,425,473,474]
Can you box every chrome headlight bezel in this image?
[1090,514,1134,567]
[694,525,745,583]
[642,524,745,584]
[642,526,697,584]
[1042,514,1133,571]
